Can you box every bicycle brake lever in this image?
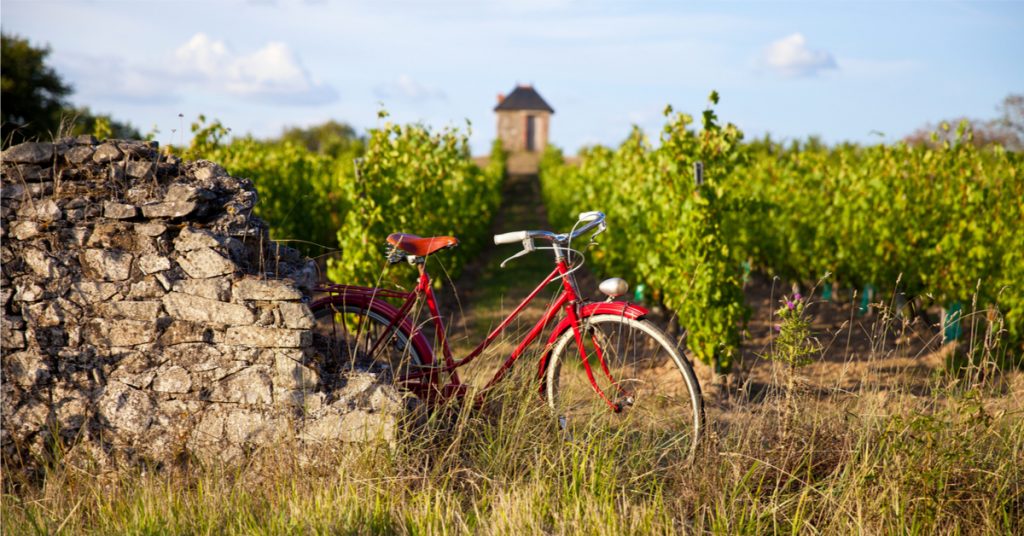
[501,248,530,268]
[500,238,534,268]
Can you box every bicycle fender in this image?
[309,294,435,365]
[535,301,648,380]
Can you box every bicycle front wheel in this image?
[545,315,704,452]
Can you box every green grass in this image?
[3,367,1021,534]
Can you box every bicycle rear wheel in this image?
[545,315,704,453]
[310,300,424,384]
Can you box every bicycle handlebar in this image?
[493,211,606,246]
[494,231,529,245]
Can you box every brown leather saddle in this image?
[386,233,459,257]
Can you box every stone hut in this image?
[495,85,554,157]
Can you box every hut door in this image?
[525,115,536,152]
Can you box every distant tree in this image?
[993,93,1023,147]
[905,93,1024,151]
[65,106,142,140]
[1,32,72,145]
[278,120,363,157]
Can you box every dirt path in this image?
[438,173,573,383]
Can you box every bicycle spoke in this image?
[548,315,703,453]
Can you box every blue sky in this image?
[4,0,1022,154]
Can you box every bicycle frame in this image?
[314,257,648,408]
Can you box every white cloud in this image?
[171,33,337,105]
[57,53,178,105]
[761,33,837,77]
[373,75,447,101]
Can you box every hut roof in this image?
[494,85,554,113]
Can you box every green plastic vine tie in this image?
[857,284,875,316]
[942,301,963,344]
[634,283,647,303]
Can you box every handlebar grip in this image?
[494,231,528,245]
[578,211,601,222]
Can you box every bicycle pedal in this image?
[613,396,635,413]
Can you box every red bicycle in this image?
[311,211,704,448]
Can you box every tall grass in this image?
[4,374,1020,533]
[4,315,1022,534]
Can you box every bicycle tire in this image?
[310,301,424,384]
[545,314,704,453]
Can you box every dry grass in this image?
[3,344,1022,534]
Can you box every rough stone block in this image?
[65,145,95,164]
[2,142,54,165]
[278,302,315,329]
[92,142,123,164]
[141,200,197,219]
[126,161,155,179]
[273,350,319,391]
[138,254,172,274]
[112,368,157,390]
[174,226,220,252]
[223,410,281,445]
[211,367,273,404]
[192,162,228,182]
[299,410,394,444]
[85,222,135,249]
[1,182,52,200]
[85,318,156,346]
[2,315,26,350]
[81,249,134,281]
[134,222,167,237]
[166,183,198,202]
[152,365,192,393]
[27,298,79,328]
[67,281,119,305]
[159,320,213,345]
[233,277,303,301]
[5,350,52,388]
[128,278,166,299]
[11,221,40,240]
[108,164,125,182]
[24,248,59,278]
[178,247,236,279]
[14,281,46,302]
[104,201,138,219]
[171,277,231,301]
[17,199,61,222]
[97,381,156,437]
[162,292,254,325]
[95,301,162,320]
[62,226,91,247]
[225,326,310,348]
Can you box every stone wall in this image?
[1,137,403,472]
